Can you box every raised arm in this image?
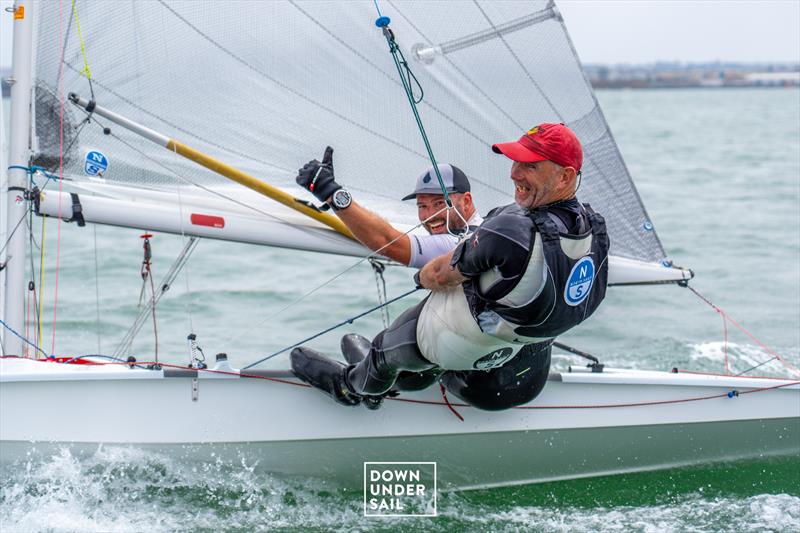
[334,201,411,265]
[296,146,411,265]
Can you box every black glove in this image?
[295,146,342,203]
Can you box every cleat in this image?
[290,347,362,407]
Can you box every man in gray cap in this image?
[295,146,481,268]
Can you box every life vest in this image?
[416,202,609,371]
[476,203,609,341]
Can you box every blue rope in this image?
[371,2,451,207]
[8,165,61,187]
[243,288,420,369]
[0,319,50,358]
[59,353,152,370]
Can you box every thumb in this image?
[322,146,334,166]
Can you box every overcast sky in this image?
[557,0,800,64]
[1,0,799,69]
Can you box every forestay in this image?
[33,0,666,264]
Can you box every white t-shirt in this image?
[407,212,483,268]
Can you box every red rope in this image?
[50,0,66,356]
[721,308,730,374]
[25,284,33,358]
[676,369,796,381]
[439,383,464,421]
[688,285,800,377]
[723,311,800,376]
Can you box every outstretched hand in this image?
[296,146,342,203]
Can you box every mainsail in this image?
[33,0,665,264]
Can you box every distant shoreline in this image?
[5,84,799,100]
[3,62,799,97]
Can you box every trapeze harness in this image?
[345,199,609,403]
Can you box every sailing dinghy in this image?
[2,0,798,490]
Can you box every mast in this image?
[3,1,34,356]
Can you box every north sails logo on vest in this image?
[564,256,595,307]
[473,347,514,370]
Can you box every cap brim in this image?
[401,187,461,201]
[492,141,549,163]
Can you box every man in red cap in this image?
[292,123,610,411]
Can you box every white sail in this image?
[32,0,667,264]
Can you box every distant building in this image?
[584,62,799,89]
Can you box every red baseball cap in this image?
[492,123,583,171]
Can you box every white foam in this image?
[3,447,799,532]
[688,341,799,376]
[441,494,800,533]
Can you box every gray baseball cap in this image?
[401,164,471,201]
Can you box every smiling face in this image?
[510,160,577,209]
[416,192,474,234]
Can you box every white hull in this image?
[2,358,797,489]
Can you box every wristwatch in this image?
[331,188,352,210]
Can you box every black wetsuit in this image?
[345,198,609,410]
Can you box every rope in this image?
[370,259,390,328]
[0,320,49,358]
[25,282,34,357]
[721,305,729,374]
[137,234,159,361]
[37,215,46,349]
[439,383,464,421]
[242,288,419,370]
[372,3,451,207]
[686,285,800,377]
[70,0,93,85]
[50,0,67,357]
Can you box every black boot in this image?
[290,347,362,407]
[340,334,386,410]
[341,333,372,364]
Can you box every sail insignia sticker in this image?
[84,151,109,176]
[564,256,594,307]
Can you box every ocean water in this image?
[2,88,799,531]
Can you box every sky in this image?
[1,0,799,69]
[557,0,800,64]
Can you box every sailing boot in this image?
[340,334,387,411]
[290,347,362,407]
[341,333,372,364]
[345,329,441,392]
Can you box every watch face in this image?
[333,189,352,209]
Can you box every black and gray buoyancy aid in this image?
[467,201,609,343]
